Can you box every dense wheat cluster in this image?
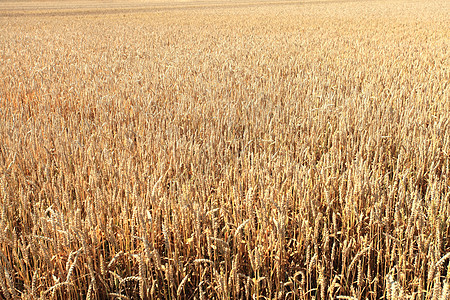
[0,0,449,298]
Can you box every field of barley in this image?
[0,0,449,298]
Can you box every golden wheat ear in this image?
[0,0,448,298]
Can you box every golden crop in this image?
[0,0,449,299]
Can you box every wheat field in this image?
[0,0,449,299]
